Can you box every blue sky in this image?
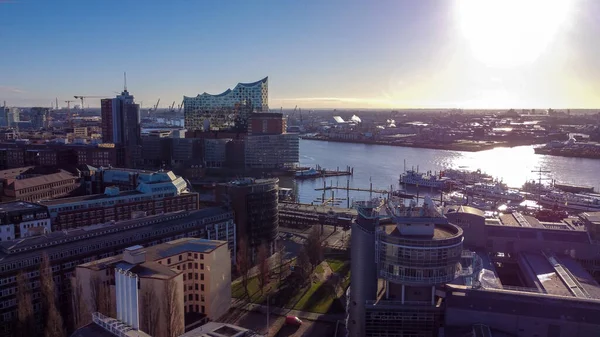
[1,0,599,109]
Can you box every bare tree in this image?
[304,226,324,270]
[89,275,111,316]
[236,237,251,298]
[16,272,34,337]
[140,288,161,336]
[40,253,65,337]
[277,240,286,284]
[296,247,312,283]
[257,242,270,294]
[71,277,88,329]
[45,304,66,337]
[163,278,183,337]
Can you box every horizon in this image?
[2,0,600,109]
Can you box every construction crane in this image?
[64,100,76,127]
[177,100,184,113]
[73,95,110,113]
[153,98,160,112]
[169,101,176,112]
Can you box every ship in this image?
[539,191,600,212]
[521,180,554,194]
[465,183,524,202]
[399,170,451,189]
[443,168,493,184]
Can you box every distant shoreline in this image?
[300,136,506,152]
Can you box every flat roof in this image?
[0,201,46,213]
[39,189,143,206]
[382,222,460,240]
[179,321,264,337]
[79,238,226,279]
[520,252,572,297]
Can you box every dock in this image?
[294,165,353,180]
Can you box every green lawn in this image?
[233,258,351,314]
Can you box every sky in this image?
[1,0,599,109]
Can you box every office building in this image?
[39,169,198,230]
[0,208,235,337]
[204,139,230,168]
[215,178,278,257]
[0,142,119,169]
[247,112,286,136]
[29,107,49,129]
[245,133,299,169]
[75,238,230,334]
[0,201,50,241]
[101,88,141,167]
[0,166,81,203]
[347,198,600,337]
[183,77,269,132]
[6,108,19,128]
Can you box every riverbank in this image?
[301,136,513,152]
[534,147,600,160]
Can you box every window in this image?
[201,284,204,291]
[195,294,199,301]
[200,274,204,281]
[167,258,171,264]
[195,273,198,280]
[201,305,205,313]
[188,263,192,269]
[195,284,198,290]
[200,254,204,260]
[201,295,205,302]
[188,294,193,301]
[179,255,182,261]
[195,263,198,269]
[200,263,204,270]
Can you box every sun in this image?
[457,0,572,68]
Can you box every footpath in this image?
[231,299,346,323]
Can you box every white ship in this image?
[399,170,451,189]
[539,191,600,211]
[466,183,524,202]
[443,168,493,184]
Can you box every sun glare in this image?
[457,0,571,68]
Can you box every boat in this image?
[295,168,320,179]
[539,191,600,212]
[442,168,493,184]
[521,180,554,194]
[399,170,451,189]
[465,183,524,202]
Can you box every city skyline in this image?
[1,0,600,109]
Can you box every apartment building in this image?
[0,166,80,203]
[39,169,198,230]
[0,201,50,241]
[0,208,235,337]
[74,238,231,334]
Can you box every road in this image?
[279,225,351,258]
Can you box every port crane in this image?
[177,100,184,113]
[64,100,76,127]
[169,101,176,112]
[73,95,110,113]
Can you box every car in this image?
[285,316,303,326]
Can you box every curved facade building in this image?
[183,77,269,132]
[348,197,464,337]
[215,178,279,258]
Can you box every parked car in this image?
[285,316,303,326]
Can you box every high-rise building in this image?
[30,107,49,129]
[348,198,600,337]
[183,77,269,132]
[215,178,279,257]
[101,88,141,167]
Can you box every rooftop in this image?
[179,321,265,337]
[382,222,461,240]
[0,201,46,213]
[0,207,230,256]
[79,238,226,279]
[39,189,143,206]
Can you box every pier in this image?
[294,165,354,180]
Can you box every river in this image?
[283,139,600,205]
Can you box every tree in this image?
[257,242,270,294]
[296,247,312,283]
[89,275,111,316]
[277,240,287,284]
[163,278,183,337]
[16,272,34,337]
[71,278,88,329]
[304,226,324,270]
[140,288,161,336]
[236,237,251,298]
[40,253,65,337]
